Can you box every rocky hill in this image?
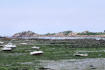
[12,31,41,38]
[12,30,75,38]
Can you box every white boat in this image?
[4,43,16,48]
[0,41,4,44]
[20,43,27,45]
[74,53,88,56]
[32,46,40,49]
[1,47,12,51]
[30,51,43,55]
[74,52,88,56]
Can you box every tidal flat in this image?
[0,39,105,70]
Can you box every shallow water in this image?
[39,58,105,70]
[20,37,105,40]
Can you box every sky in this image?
[0,0,105,36]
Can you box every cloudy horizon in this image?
[0,0,105,36]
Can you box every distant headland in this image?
[11,30,105,38]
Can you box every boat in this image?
[1,47,12,51]
[4,43,16,48]
[20,43,27,45]
[32,46,40,49]
[30,51,43,55]
[74,52,88,56]
[0,41,4,44]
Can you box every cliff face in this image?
[12,31,40,38]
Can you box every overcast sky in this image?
[0,0,105,36]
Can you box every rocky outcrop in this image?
[12,30,74,38]
[12,30,105,38]
[12,31,40,38]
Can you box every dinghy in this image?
[30,51,43,55]
[32,46,40,49]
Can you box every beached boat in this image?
[0,41,4,44]
[32,46,40,49]
[20,43,27,45]
[4,43,16,48]
[74,52,88,56]
[1,47,12,51]
[74,53,88,56]
[30,51,43,55]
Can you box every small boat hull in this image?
[2,47,12,51]
[30,51,43,55]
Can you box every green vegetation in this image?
[45,30,72,35]
[60,30,72,35]
[78,32,105,35]
[45,33,56,35]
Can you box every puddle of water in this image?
[20,62,33,65]
[0,53,26,56]
[39,58,105,70]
